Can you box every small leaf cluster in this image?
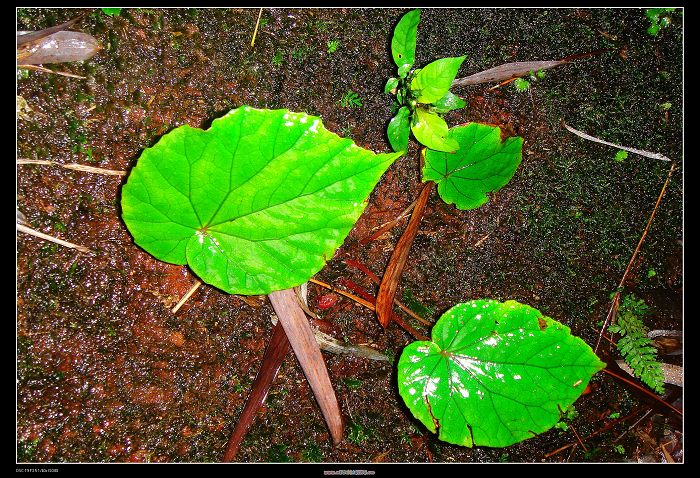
[512,69,546,92]
[385,9,466,153]
[339,90,362,108]
[608,294,665,394]
[646,8,677,36]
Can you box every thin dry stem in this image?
[17,223,93,254]
[250,8,263,47]
[595,162,678,352]
[563,122,672,161]
[17,158,126,176]
[171,279,202,313]
[308,277,376,310]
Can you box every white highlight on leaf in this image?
[483,336,499,346]
[452,354,487,377]
[425,376,440,395]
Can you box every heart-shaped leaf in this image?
[387,106,411,152]
[398,300,605,448]
[122,106,402,295]
[391,9,421,78]
[422,122,523,210]
[411,56,466,104]
[411,107,459,152]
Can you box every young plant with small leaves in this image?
[326,39,339,54]
[385,9,467,153]
[608,294,665,394]
[339,90,362,108]
[512,69,546,93]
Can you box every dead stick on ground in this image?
[595,162,678,353]
[268,289,344,444]
[17,223,93,254]
[563,122,672,162]
[17,158,127,176]
[360,199,417,245]
[309,278,428,340]
[171,279,202,313]
[309,277,376,310]
[376,181,435,328]
[250,8,263,48]
[568,423,588,452]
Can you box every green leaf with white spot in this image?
[385,77,400,94]
[411,107,459,152]
[411,56,466,104]
[431,91,466,113]
[398,299,605,448]
[392,9,421,78]
[121,106,402,295]
[422,122,523,210]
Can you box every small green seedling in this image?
[326,40,339,54]
[339,90,362,108]
[385,9,467,152]
[272,50,283,66]
[398,299,604,447]
[513,69,546,93]
[614,150,628,162]
[513,77,530,92]
[554,404,579,431]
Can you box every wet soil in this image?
[17,8,682,463]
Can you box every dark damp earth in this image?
[17,8,682,463]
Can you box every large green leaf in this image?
[398,300,605,448]
[410,56,466,104]
[387,106,411,152]
[422,123,522,210]
[121,106,401,295]
[411,107,459,152]
[391,9,421,78]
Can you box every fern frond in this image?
[610,293,665,394]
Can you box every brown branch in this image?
[267,289,344,445]
[595,162,678,352]
[376,181,435,328]
[223,320,291,461]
